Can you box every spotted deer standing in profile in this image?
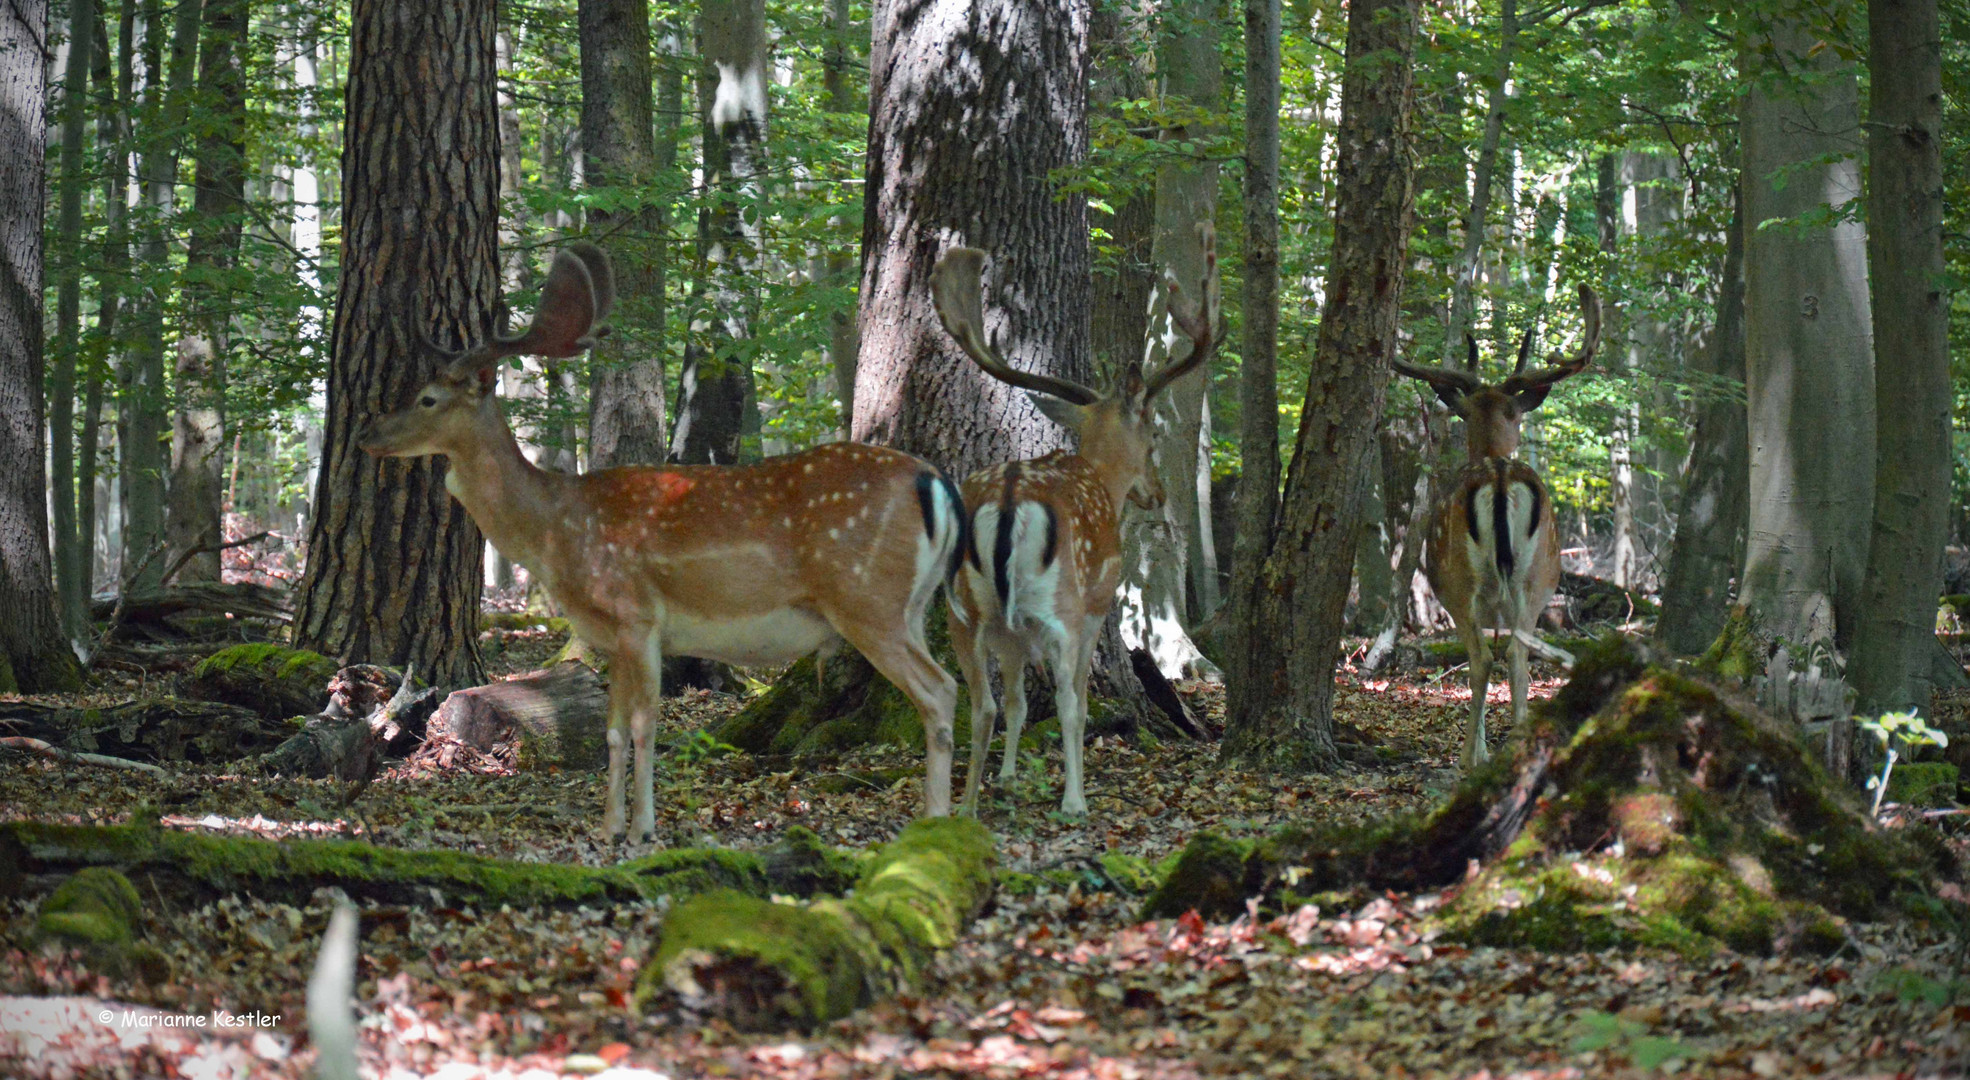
[931,226,1221,818]
[357,243,969,841]
[1392,284,1602,770]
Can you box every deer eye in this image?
[420,395,438,408]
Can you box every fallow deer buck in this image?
[358,243,969,841]
[932,226,1220,818]
[1393,283,1602,770]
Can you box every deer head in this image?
[930,224,1222,509]
[357,243,615,459]
[1392,283,1601,461]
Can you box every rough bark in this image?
[668,0,765,466]
[164,0,247,585]
[1738,13,1874,647]
[0,0,83,692]
[292,0,498,691]
[581,0,669,468]
[853,0,1093,482]
[1850,0,1950,713]
[51,0,94,639]
[1118,0,1222,679]
[1222,0,1416,770]
[121,0,203,592]
[424,662,610,772]
[1658,192,1749,655]
[1225,0,1281,704]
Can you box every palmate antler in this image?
[929,248,1102,405]
[1393,284,1601,410]
[420,242,617,374]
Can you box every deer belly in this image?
[661,607,840,667]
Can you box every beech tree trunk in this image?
[1222,0,1417,770]
[821,0,860,438]
[853,0,1093,481]
[51,0,94,639]
[164,0,247,585]
[668,0,765,466]
[581,0,669,468]
[292,0,499,690]
[1658,192,1748,655]
[0,0,83,692]
[1738,13,1874,647]
[1850,0,1949,713]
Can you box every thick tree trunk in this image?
[164,0,247,585]
[1850,0,1949,713]
[1658,193,1748,655]
[581,0,669,468]
[1222,0,1416,770]
[0,0,83,692]
[121,0,202,592]
[668,0,765,466]
[1226,0,1281,702]
[853,0,1093,481]
[1119,0,1222,679]
[1738,13,1874,646]
[292,0,498,691]
[51,0,94,640]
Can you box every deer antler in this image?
[931,247,1101,406]
[1502,284,1601,391]
[1144,222,1222,400]
[423,244,613,378]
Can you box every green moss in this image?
[480,613,571,635]
[1098,851,1158,895]
[1697,605,1761,679]
[1141,832,1252,920]
[36,868,141,947]
[1887,762,1959,807]
[192,643,335,684]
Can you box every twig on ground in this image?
[0,736,173,778]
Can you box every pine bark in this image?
[292,0,499,690]
[668,0,765,466]
[165,0,247,584]
[0,0,83,692]
[1658,193,1748,655]
[1850,0,1949,712]
[853,0,1093,481]
[581,0,669,468]
[1737,13,1874,646]
[1222,0,1416,770]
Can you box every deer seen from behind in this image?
[358,244,969,841]
[1393,284,1602,770]
[931,225,1221,818]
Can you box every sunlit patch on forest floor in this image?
[1,630,1965,1079]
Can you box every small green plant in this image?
[1871,966,1963,1006]
[1859,710,1950,817]
[672,730,740,765]
[1571,1010,1698,1070]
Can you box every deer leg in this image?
[1509,614,1532,733]
[1055,625,1098,818]
[954,618,995,816]
[630,632,662,844]
[1462,619,1492,771]
[854,631,959,817]
[998,654,1029,784]
[601,649,633,841]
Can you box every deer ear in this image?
[1028,392,1086,432]
[1512,385,1552,413]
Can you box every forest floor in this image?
[0,625,1965,1080]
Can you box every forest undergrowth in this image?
[0,626,1964,1080]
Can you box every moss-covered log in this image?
[180,643,339,720]
[640,816,995,1030]
[0,821,859,911]
[0,697,288,764]
[1146,638,1957,957]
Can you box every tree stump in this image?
[421,662,609,772]
[180,643,339,719]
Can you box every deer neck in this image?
[440,410,567,566]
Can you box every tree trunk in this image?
[121,0,202,592]
[1849,0,1949,713]
[668,0,764,466]
[1226,0,1281,701]
[1222,0,1416,770]
[1738,12,1874,647]
[1118,0,1222,679]
[51,0,94,640]
[165,0,247,585]
[1658,191,1748,655]
[581,0,669,468]
[854,0,1093,481]
[822,0,859,440]
[292,0,499,691]
[1597,154,1640,587]
[1441,0,1516,367]
[80,0,128,606]
[0,0,81,692]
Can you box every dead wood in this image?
[419,662,610,773]
[0,698,289,765]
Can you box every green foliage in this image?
[1571,1010,1699,1070]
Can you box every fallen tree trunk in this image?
[255,666,438,794]
[420,662,609,772]
[0,698,288,764]
[641,816,995,1030]
[180,643,340,720]
[0,820,859,912]
[90,582,292,628]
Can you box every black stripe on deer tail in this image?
[994,462,1022,607]
[915,468,971,583]
[1491,458,1515,580]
